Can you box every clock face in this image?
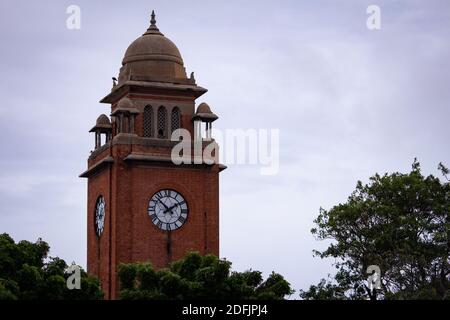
[94,196,106,236]
[148,189,188,231]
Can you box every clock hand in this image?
[158,200,170,210]
[164,203,180,214]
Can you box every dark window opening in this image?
[143,105,153,137]
[157,106,167,139]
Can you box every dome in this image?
[118,11,187,83]
[111,97,139,116]
[96,114,110,125]
[116,97,134,109]
[196,102,212,114]
[90,114,112,132]
[193,102,218,122]
[123,33,183,66]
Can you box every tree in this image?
[0,233,103,300]
[300,160,450,300]
[118,252,294,300]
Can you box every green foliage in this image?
[118,252,294,300]
[299,278,346,300]
[117,263,137,290]
[0,233,103,300]
[301,160,450,300]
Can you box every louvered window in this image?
[143,105,153,137]
[171,107,181,134]
[157,106,167,139]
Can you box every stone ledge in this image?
[79,156,114,178]
[100,80,207,104]
[123,153,226,172]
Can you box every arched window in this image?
[157,106,167,139]
[143,105,153,137]
[171,107,181,134]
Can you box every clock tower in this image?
[80,11,224,300]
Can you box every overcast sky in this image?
[0,0,449,296]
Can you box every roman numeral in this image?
[178,216,186,223]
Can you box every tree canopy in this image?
[0,233,103,300]
[300,160,450,300]
[118,252,294,300]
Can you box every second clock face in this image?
[148,189,188,231]
[95,196,105,236]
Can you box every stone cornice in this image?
[79,156,114,178]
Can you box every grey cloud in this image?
[0,0,449,294]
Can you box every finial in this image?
[144,10,163,35]
[150,10,156,26]
[147,10,159,31]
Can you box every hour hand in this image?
[164,203,179,214]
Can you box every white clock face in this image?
[148,189,188,231]
[95,196,105,236]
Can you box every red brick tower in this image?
[80,11,224,300]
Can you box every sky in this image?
[0,0,449,296]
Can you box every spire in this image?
[150,10,156,27]
[145,10,161,34]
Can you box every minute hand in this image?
[158,200,170,210]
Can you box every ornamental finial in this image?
[145,10,161,34]
[150,10,156,26]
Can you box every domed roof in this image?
[111,97,139,116]
[119,11,187,82]
[117,97,134,109]
[90,114,112,132]
[96,114,110,125]
[193,102,218,122]
[123,31,183,66]
[196,102,212,114]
